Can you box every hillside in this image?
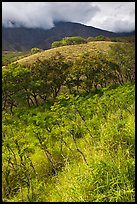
[2,83,135,202]
[2,51,31,66]
[2,21,135,51]
[15,41,115,66]
[2,39,135,202]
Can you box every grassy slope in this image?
[15,41,115,66]
[2,41,135,201]
[2,51,31,66]
[2,83,135,202]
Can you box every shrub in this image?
[61,36,87,45]
[95,35,110,41]
[51,36,87,48]
[51,41,64,48]
[31,48,43,54]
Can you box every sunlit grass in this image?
[2,83,135,202]
[16,41,116,66]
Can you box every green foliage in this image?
[31,47,43,54]
[2,83,135,202]
[2,40,135,202]
[110,35,135,43]
[2,63,32,111]
[95,35,110,41]
[2,51,31,66]
[2,43,135,111]
[2,52,72,109]
[51,36,87,48]
[87,35,135,43]
[65,43,134,94]
[51,41,64,48]
[61,36,87,45]
[108,43,135,83]
[51,35,135,49]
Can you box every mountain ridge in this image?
[2,21,135,51]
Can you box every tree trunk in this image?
[29,97,35,106]
[34,95,39,106]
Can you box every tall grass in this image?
[2,82,135,202]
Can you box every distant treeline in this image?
[51,35,135,48]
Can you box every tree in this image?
[61,36,87,45]
[51,36,87,48]
[2,63,32,112]
[108,43,135,84]
[46,52,70,99]
[95,35,110,41]
[51,41,64,48]
[29,52,71,102]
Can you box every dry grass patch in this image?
[16,41,115,66]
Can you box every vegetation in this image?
[2,41,135,202]
[51,41,63,48]
[2,83,135,202]
[87,35,135,43]
[30,47,43,54]
[12,41,118,66]
[109,35,135,43]
[51,35,135,49]
[95,35,111,41]
[2,48,43,66]
[2,43,134,111]
[51,36,87,48]
[2,51,31,66]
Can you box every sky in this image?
[2,2,135,33]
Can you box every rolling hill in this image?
[2,33,135,202]
[2,21,135,51]
[14,41,116,66]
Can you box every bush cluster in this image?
[51,35,135,48]
[51,36,87,48]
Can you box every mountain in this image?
[2,21,135,51]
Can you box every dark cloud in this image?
[2,2,100,29]
[2,2,135,32]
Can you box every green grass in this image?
[2,82,135,202]
[2,51,31,66]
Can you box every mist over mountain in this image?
[2,21,135,51]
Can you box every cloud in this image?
[86,2,135,32]
[2,2,135,32]
[106,18,135,33]
[2,2,100,29]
